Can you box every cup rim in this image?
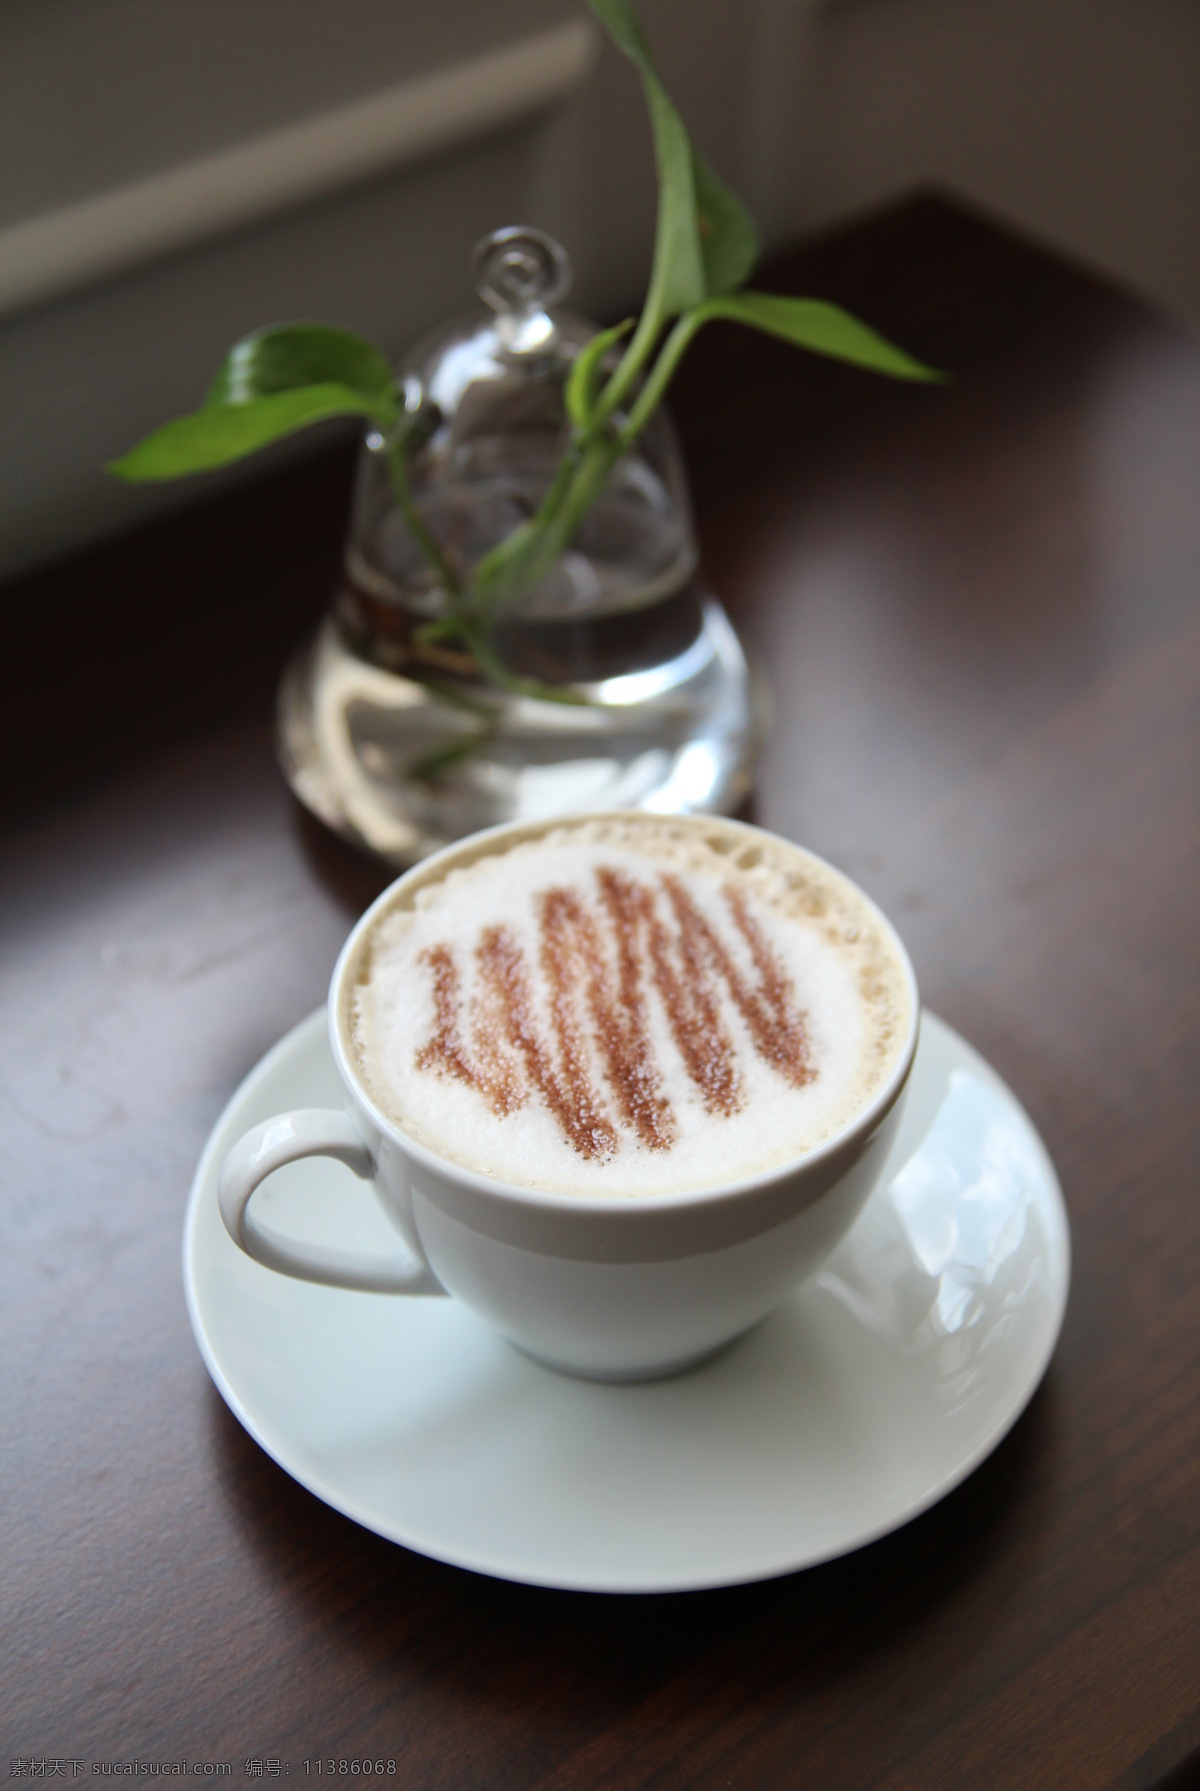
[329,812,921,1217]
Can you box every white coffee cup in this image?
[219,814,919,1380]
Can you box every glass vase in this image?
[277,227,764,864]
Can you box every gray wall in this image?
[2,0,1197,578]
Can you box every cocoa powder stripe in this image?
[482,923,618,1163]
[725,886,815,1084]
[662,876,815,1089]
[415,943,525,1115]
[600,868,742,1118]
[545,883,676,1151]
[413,866,816,1160]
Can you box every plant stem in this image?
[617,308,703,445]
[472,439,584,608]
[480,310,688,607]
[484,437,622,613]
[454,612,585,705]
[481,306,689,605]
[408,719,503,784]
[541,436,621,558]
[384,436,462,603]
[382,317,675,707]
[590,303,665,429]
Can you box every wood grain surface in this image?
[2,193,1198,1789]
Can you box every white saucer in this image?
[184,1010,1069,1594]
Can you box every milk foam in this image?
[346,818,911,1196]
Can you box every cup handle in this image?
[218,1109,445,1295]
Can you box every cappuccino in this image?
[345,816,913,1197]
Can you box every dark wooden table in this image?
[3,193,1198,1789]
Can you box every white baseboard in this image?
[0,18,597,323]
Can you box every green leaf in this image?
[585,0,652,62]
[692,152,759,295]
[693,292,945,381]
[109,322,400,482]
[638,81,706,321]
[587,0,705,322]
[565,319,634,429]
[206,323,397,410]
[588,1,759,313]
[108,384,392,482]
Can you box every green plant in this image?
[110,0,940,708]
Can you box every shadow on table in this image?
[207,1360,1064,1721]
[290,799,397,916]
